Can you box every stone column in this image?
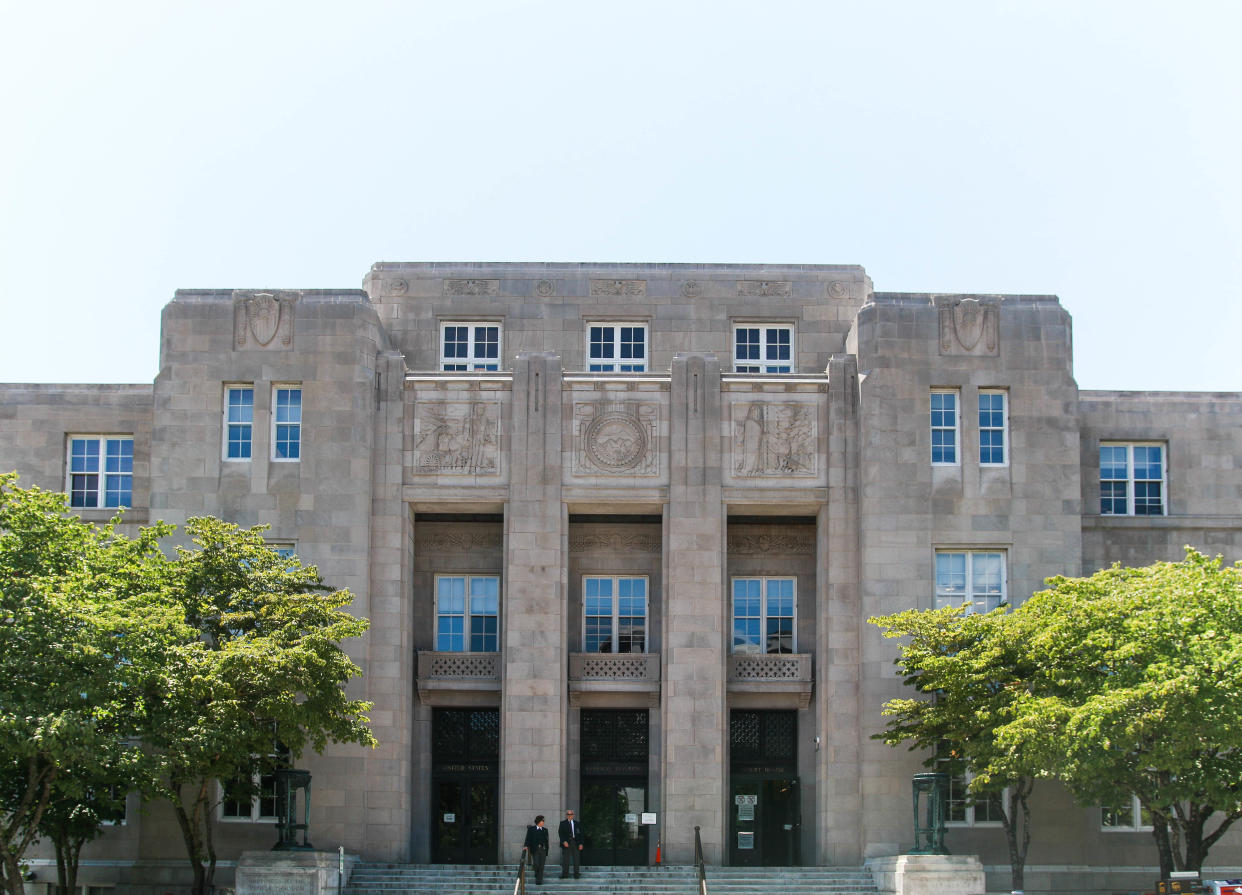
[661,353,725,864]
[501,352,567,858]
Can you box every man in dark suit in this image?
[558,808,583,879]
[524,815,549,884]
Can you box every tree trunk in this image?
[54,836,85,895]
[1,850,28,895]
[1152,813,1175,878]
[1000,778,1033,892]
[171,778,212,895]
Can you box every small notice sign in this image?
[738,831,754,850]
[443,813,456,823]
[624,813,638,824]
[641,813,657,825]
[738,803,755,821]
[734,794,757,806]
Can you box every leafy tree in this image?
[871,604,1037,892]
[998,549,1242,877]
[36,754,132,895]
[144,517,377,895]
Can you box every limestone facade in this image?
[2,262,1241,893]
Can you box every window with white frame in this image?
[435,575,500,652]
[978,390,1007,465]
[441,323,501,371]
[938,745,1005,825]
[934,551,1005,613]
[1100,443,1166,516]
[220,747,287,822]
[1101,795,1153,831]
[587,323,647,372]
[272,385,302,460]
[224,385,254,460]
[733,325,793,373]
[583,576,648,653]
[68,436,134,508]
[731,577,795,654]
[931,390,959,465]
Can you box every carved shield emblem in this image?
[246,295,281,346]
[952,300,985,351]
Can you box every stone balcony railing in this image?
[416,650,501,706]
[568,652,661,707]
[727,653,813,709]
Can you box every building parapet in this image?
[415,651,501,706]
[727,653,813,709]
[568,652,661,707]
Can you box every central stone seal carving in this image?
[574,401,659,476]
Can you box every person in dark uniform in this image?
[524,815,549,884]
[558,809,583,879]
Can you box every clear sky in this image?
[1,1,1238,390]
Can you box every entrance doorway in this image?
[729,710,801,866]
[580,709,650,866]
[431,708,499,864]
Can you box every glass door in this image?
[433,778,498,864]
[580,780,648,866]
[729,777,800,866]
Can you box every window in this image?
[939,745,1005,825]
[441,323,501,371]
[220,746,288,822]
[1100,443,1166,516]
[1102,796,1153,831]
[931,390,959,464]
[67,437,133,508]
[272,386,302,460]
[224,385,254,460]
[978,390,1007,465]
[435,575,500,652]
[734,325,792,373]
[935,551,1005,613]
[731,577,795,654]
[583,576,648,652]
[587,323,647,372]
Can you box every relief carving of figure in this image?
[734,403,815,476]
[414,402,499,474]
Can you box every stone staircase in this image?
[344,863,880,895]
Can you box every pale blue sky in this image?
[2,1,1239,390]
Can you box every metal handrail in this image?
[694,825,708,895]
[513,846,528,895]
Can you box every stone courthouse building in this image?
[3,261,1242,892]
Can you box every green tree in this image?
[871,604,1037,892]
[145,517,377,895]
[998,549,1242,877]
[36,752,132,895]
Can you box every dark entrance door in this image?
[432,708,499,864]
[580,709,650,866]
[729,710,801,866]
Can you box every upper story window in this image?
[441,323,501,371]
[930,390,959,465]
[1101,795,1153,831]
[67,436,133,508]
[731,577,795,654]
[734,325,792,373]
[587,323,647,372]
[583,576,648,652]
[224,385,254,460]
[272,386,302,461]
[1100,443,1165,516]
[978,390,1008,465]
[935,550,1005,613]
[435,575,500,652]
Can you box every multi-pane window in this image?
[68,437,133,508]
[224,386,254,460]
[931,390,959,464]
[734,325,793,373]
[583,576,648,653]
[935,551,1005,613]
[731,577,795,654]
[435,575,500,652]
[587,324,647,372]
[1102,796,1153,831]
[978,390,1007,465]
[221,746,288,822]
[441,323,501,371]
[939,746,1004,825]
[1100,443,1166,516]
[272,386,302,460]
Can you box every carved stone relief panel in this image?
[233,290,296,350]
[736,280,793,297]
[590,279,647,297]
[727,532,815,554]
[412,401,501,474]
[443,279,500,295]
[573,401,659,476]
[419,529,504,552]
[569,531,662,553]
[732,402,817,477]
[939,298,999,356]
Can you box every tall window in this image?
[931,390,959,464]
[583,576,648,652]
[272,386,302,460]
[734,325,792,373]
[731,577,795,654]
[1100,443,1165,516]
[435,575,500,652]
[587,324,647,372]
[939,745,1004,826]
[935,551,1005,613]
[1101,795,1153,831]
[67,436,133,508]
[978,390,1007,465]
[221,745,288,822]
[224,385,254,460]
[441,323,501,371]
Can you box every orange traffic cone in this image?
[655,839,662,865]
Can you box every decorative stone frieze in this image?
[412,401,500,474]
[727,533,815,554]
[569,532,662,553]
[737,280,793,297]
[590,279,646,296]
[573,401,659,476]
[443,278,500,295]
[419,530,504,551]
[732,402,816,477]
